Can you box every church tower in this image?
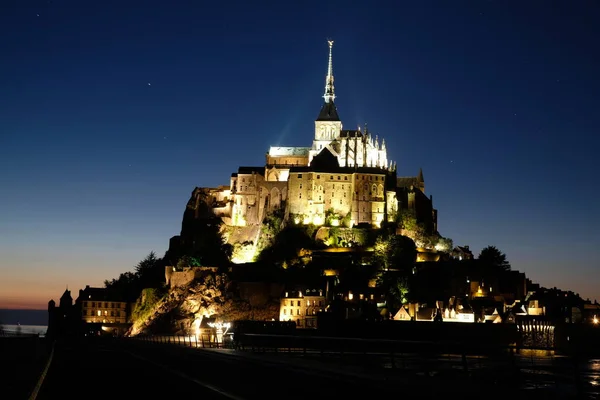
[310,41,342,164]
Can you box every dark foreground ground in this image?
[0,337,50,399]
[6,336,596,400]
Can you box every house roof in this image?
[268,147,311,157]
[396,176,419,188]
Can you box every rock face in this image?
[126,270,280,337]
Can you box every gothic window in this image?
[299,193,302,199]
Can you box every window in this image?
[332,192,334,197]
[283,309,287,315]
[297,301,301,306]
[319,196,322,201]
[299,184,302,189]
[299,193,302,199]
[298,174,302,178]
[297,309,301,315]
[344,176,348,180]
[337,176,340,180]
[97,310,102,316]
[110,311,114,317]
[317,175,320,179]
[330,176,333,180]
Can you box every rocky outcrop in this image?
[126,270,280,337]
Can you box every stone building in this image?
[185,41,437,259]
[279,288,326,329]
[76,286,128,324]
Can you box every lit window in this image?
[97,310,101,316]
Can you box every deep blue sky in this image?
[1,0,599,309]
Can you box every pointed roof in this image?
[323,40,336,104]
[418,168,424,182]
[316,101,340,121]
[310,147,340,169]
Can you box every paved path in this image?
[33,338,590,399]
[36,339,233,400]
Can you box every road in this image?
[36,338,232,400]
[33,338,590,400]
[36,338,408,400]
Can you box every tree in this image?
[435,236,454,253]
[478,246,511,272]
[105,251,167,302]
[376,271,410,311]
[373,233,416,272]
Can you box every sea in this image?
[0,309,48,337]
[2,324,47,337]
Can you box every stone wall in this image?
[165,266,219,289]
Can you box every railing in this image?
[135,333,234,349]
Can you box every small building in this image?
[280,288,326,328]
[77,286,128,324]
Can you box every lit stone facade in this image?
[78,285,128,324]
[192,41,437,244]
[279,289,326,329]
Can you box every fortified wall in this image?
[165,266,219,289]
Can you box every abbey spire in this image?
[323,40,335,103]
[316,40,340,122]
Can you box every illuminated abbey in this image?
[190,41,437,259]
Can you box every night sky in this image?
[1,1,599,310]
